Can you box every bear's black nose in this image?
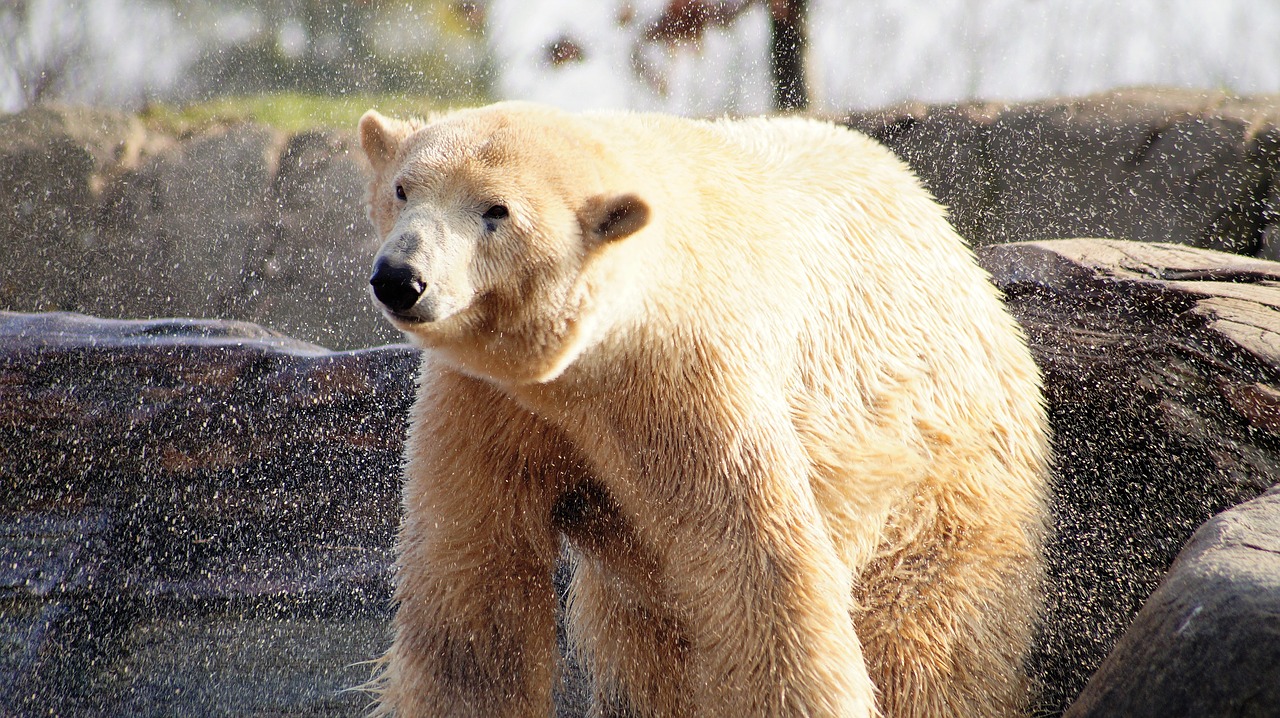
[370,258,425,313]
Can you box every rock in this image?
[90,124,394,351]
[846,88,1280,257]
[976,239,1280,714]
[0,106,164,313]
[0,106,400,351]
[1062,486,1280,718]
[0,311,417,716]
[248,129,392,350]
[2,238,1280,716]
[91,122,287,320]
[9,91,1280,350]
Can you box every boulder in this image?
[90,122,286,319]
[976,239,1280,713]
[0,106,165,313]
[845,88,1280,258]
[1063,486,1280,718]
[0,311,416,716]
[9,91,1280,351]
[89,123,395,351]
[249,129,393,350]
[2,238,1279,716]
[0,106,399,351]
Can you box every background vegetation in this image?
[1,0,491,117]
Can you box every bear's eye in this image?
[482,205,509,220]
[395,184,407,201]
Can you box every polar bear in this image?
[357,101,1051,718]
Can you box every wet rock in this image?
[0,106,399,351]
[976,239,1280,714]
[0,311,416,716]
[1062,486,1280,718]
[249,130,390,350]
[3,238,1280,716]
[9,91,1280,350]
[91,122,286,320]
[0,106,163,313]
[846,88,1280,256]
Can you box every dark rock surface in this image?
[1,311,417,716]
[2,239,1279,716]
[1063,485,1280,718]
[976,239,1280,714]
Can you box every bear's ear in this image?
[580,193,650,244]
[359,110,411,174]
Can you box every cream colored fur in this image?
[357,102,1051,718]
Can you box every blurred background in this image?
[6,0,1280,118]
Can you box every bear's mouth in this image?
[387,311,428,326]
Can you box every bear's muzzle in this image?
[370,256,426,315]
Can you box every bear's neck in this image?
[509,320,741,464]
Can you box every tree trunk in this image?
[769,0,808,112]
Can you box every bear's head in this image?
[358,103,651,384]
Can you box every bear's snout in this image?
[370,257,426,314]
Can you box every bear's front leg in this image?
[626,419,881,718]
[372,368,568,718]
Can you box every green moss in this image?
[140,93,476,135]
